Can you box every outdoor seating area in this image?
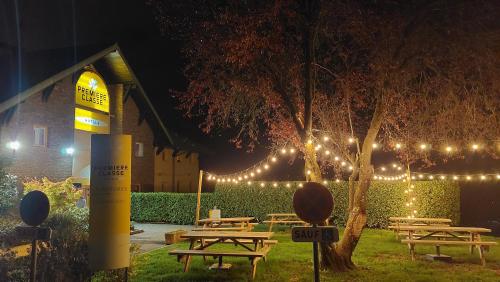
[389,217,498,265]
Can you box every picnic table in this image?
[169,231,276,279]
[396,225,497,265]
[195,217,256,231]
[388,217,452,239]
[263,213,308,231]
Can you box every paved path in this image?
[131,222,194,253]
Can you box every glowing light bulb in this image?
[298,183,303,187]
[6,141,20,150]
[217,179,220,182]
[65,147,75,156]
[348,166,353,171]
[411,176,416,180]
[397,167,402,171]
[281,148,287,154]
[238,177,242,180]
[372,143,378,149]
[307,139,313,144]
[453,175,458,180]
[247,181,252,185]
[410,185,415,188]
[480,175,486,180]
[264,164,269,170]
[445,146,453,153]
[286,183,291,187]
[395,143,402,149]
[440,175,446,180]
[323,136,329,142]
[348,137,355,143]
[381,167,386,171]
[273,183,278,187]
[290,148,296,153]
[392,163,397,168]
[325,150,330,155]
[334,156,339,161]
[250,172,255,177]
[341,161,346,166]
[306,170,311,175]
[335,179,340,183]
[260,183,265,187]
[466,175,472,181]
[323,180,328,185]
[244,175,248,179]
[420,144,427,150]
[496,174,500,180]
[256,168,262,173]
[271,157,277,162]
[471,144,479,151]
[429,175,434,180]
[222,179,226,182]
[418,174,424,179]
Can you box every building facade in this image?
[0,45,199,192]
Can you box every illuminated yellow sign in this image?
[75,71,109,113]
[74,108,110,134]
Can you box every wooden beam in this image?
[195,170,203,226]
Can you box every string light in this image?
[395,143,402,149]
[271,157,277,162]
[420,144,427,150]
[348,137,355,144]
[323,136,329,142]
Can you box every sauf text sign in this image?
[292,226,339,243]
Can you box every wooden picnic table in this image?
[388,217,452,239]
[263,213,307,231]
[169,231,275,279]
[396,225,497,265]
[195,217,255,231]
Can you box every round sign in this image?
[20,190,50,227]
[293,182,334,225]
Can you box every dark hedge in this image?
[131,181,460,228]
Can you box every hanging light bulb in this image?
[453,175,459,180]
[273,182,278,187]
[298,183,303,187]
[420,144,427,150]
[323,180,328,185]
[323,136,329,142]
[264,164,269,170]
[471,144,479,151]
[335,179,340,183]
[348,137,355,144]
[256,168,262,173]
[325,150,330,155]
[290,148,296,153]
[271,157,277,162]
[445,146,453,153]
[247,181,252,185]
[372,143,378,149]
[466,175,472,181]
[395,143,402,149]
[334,156,339,161]
[341,161,346,166]
[480,175,486,181]
[286,183,291,187]
[281,148,287,154]
[381,167,386,171]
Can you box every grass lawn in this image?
[130,225,500,281]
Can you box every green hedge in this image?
[131,181,460,228]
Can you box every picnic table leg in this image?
[184,239,195,272]
[250,258,258,280]
[435,245,441,256]
[268,216,274,232]
[410,243,415,261]
[470,233,475,254]
[478,246,486,266]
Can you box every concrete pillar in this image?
[108,84,123,134]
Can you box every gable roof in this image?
[0,43,180,151]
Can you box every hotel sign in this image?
[89,135,131,270]
[74,108,110,134]
[75,71,109,113]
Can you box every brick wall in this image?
[154,149,200,193]
[0,77,74,181]
[122,94,155,192]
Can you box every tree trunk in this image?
[304,142,322,182]
[320,95,385,271]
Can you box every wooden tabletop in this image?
[198,217,255,223]
[267,213,297,217]
[389,217,451,223]
[396,225,491,233]
[182,231,274,240]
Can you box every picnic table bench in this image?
[196,217,256,232]
[169,231,275,279]
[397,225,497,265]
[263,213,308,231]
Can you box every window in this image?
[135,142,144,157]
[33,126,47,147]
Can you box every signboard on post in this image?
[292,226,339,243]
[292,182,336,282]
[89,134,131,270]
[75,71,109,113]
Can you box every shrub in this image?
[23,177,82,213]
[0,172,18,214]
[131,181,460,227]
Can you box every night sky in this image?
[0,0,275,175]
[0,0,498,180]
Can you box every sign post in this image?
[292,182,337,282]
[89,134,131,272]
[17,190,52,282]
